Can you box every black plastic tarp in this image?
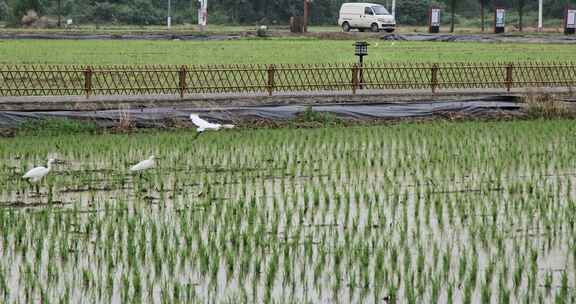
[380,34,576,43]
[0,97,521,128]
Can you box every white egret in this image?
[130,155,156,173]
[190,114,235,132]
[23,158,55,193]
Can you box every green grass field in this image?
[1,38,575,65]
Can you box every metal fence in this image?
[1,62,575,97]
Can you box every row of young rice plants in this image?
[0,119,575,303]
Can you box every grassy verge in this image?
[16,118,99,136]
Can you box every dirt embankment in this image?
[1,31,576,43]
[0,32,244,41]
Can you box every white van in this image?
[338,3,396,33]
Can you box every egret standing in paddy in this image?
[129,155,157,185]
[189,114,235,140]
[23,158,55,194]
[130,155,156,173]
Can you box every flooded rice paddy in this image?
[0,120,576,303]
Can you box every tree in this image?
[0,0,9,20]
[9,0,575,28]
[12,0,41,20]
[516,0,525,31]
[393,0,428,26]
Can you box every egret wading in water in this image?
[189,114,235,141]
[130,155,156,173]
[23,158,55,194]
[130,155,157,192]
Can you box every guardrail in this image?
[1,62,575,97]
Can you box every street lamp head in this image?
[354,41,369,57]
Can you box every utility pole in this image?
[167,0,172,29]
[303,0,308,32]
[538,0,543,32]
[391,0,396,19]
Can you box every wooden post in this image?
[352,64,359,94]
[179,65,187,98]
[431,64,439,93]
[505,63,513,92]
[84,66,92,98]
[359,58,364,90]
[267,65,275,96]
[290,16,305,33]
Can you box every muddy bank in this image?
[1,31,575,43]
[0,33,242,40]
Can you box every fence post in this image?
[267,65,275,96]
[352,64,359,94]
[505,63,513,92]
[431,64,439,94]
[179,65,187,98]
[84,66,92,98]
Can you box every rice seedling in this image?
[0,119,575,302]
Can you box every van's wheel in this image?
[342,22,351,32]
[371,23,379,32]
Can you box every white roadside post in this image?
[566,8,576,35]
[167,0,172,29]
[538,0,543,32]
[198,0,208,31]
[391,0,396,19]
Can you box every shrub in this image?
[18,118,98,136]
[12,0,40,22]
[395,0,433,26]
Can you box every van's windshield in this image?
[371,6,389,15]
